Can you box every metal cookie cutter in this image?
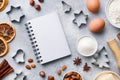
[73,11,88,28]
[61,1,72,13]
[6,6,25,23]
[12,49,25,63]
[91,47,110,69]
[14,72,27,80]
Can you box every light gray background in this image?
[0,0,120,80]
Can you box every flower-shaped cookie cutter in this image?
[73,10,88,28]
[91,47,110,69]
[6,6,25,23]
[12,49,25,63]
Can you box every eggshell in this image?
[88,18,105,32]
[86,0,100,13]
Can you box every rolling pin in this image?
[107,39,120,70]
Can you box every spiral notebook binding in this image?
[25,22,43,63]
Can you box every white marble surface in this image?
[0,0,120,80]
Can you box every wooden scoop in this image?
[107,38,120,70]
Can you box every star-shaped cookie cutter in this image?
[6,6,25,23]
[73,11,88,28]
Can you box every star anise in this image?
[73,57,81,65]
[83,63,91,72]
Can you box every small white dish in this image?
[105,0,120,28]
[94,71,120,80]
[77,35,98,57]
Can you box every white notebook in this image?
[25,12,71,64]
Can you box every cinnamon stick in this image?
[0,64,10,74]
[0,59,8,69]
[0,67,13,78]
[0,59,14,79]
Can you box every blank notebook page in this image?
[27,12,71,64]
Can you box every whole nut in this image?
[25,65,31,70]
[34,4,41,10]
[28,58,33,63]
[39,71,46,77]
[117,33,120,40]
[31,64,36,68]
[63,71,82,80]
[57,69,62,75]
[62,65,67,71]
[38,0,44,2]
[30,0,35,6]
[48,75,54,80]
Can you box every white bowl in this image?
[77,36,98,57]
[105,0,120,28]
[94,71,120,80]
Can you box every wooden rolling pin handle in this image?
[107,39,120,70]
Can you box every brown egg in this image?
[86,0,100,13]
[88,18,105,33]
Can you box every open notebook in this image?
[25,12,71,64]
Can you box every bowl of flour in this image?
[106,0,120,28]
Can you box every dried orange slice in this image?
[0,0,8,11]
[0,22,16,43]
[0,37,8,57]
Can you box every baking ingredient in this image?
[0,59,14,79]
[97,74,116,80]
[88,18,105,32]
[48,75,54,80]
[57,69,62,75]
[25,65,31,70]
[0,0,8,11]
[83,63,91,72]
[39,71,46,77]
[108,0,120,27]
[57,65,67,75]
[86,0,100,13]
[95,72,120,80]
[38,0,44,3]
[62,65,67,71]
[28,58,33,63]
[34,4,41,10]
[31,64,36,68]
[0,37,8,57]
[63,71,82,80]
[77,36,98,56]
[0,22,16,42]
[73,57,81,65]
[30,0,35,6]
[117,33,120,40]
[107,39,120,70]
